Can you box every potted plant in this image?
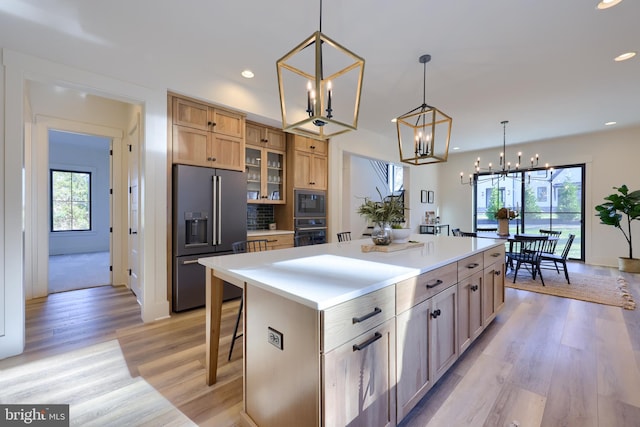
[595,184,640,272]
[357,188,407,245]
[494,207,518,236]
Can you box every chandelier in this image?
[396,54,452,166]
[460,120,553,186]
[276,0,365,141]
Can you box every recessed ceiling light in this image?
[241,69,254,79]
[614,52,636,62]
[597,0,623,10]
[605,121,617,126]
[453,147,460,150]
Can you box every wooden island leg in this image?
[205,268,224,386]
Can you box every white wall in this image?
[437,125,640,267]
[49,131,111,255]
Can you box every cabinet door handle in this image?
[352,332,382,352]
[467,262,479,269]
[426,279,443,289]
[352,307,382,324]
[430,309,441,319]
[494,270,501,276]
[207,121,216,127]
[471,285,479,292]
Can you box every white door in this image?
[128,114,141,301]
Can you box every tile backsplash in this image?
[247,204,275,230]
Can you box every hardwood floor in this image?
[1,262,639,426]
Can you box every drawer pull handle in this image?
[426,279,443,289]
[352,307,382,324]
[467,262,479,269]
[353,332,382,351]
[430,309,442,319]
[491,252,501,257]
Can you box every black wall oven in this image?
[294,190,326,218]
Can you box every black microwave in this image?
[294,190,326,217]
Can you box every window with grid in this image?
[50,169,92,232]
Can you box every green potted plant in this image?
[595,184,640,272]
[357,188,407,245]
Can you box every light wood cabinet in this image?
[457,270,483,355]
[483,245,506,325]
[396,298,431,420]
[430,284,458,383]
[170,96,245,171]
[324,317,396,427]
[246,121,286,151]
[291,136,328,190]
[246,143,285,204]
[265,233,294,250]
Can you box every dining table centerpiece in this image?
[357,188,407,245]
[494,207,518,236]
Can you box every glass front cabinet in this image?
[246,146,285,204]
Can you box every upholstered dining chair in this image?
[506,235,549,285]
[228,239,268,360]
[336,231,352,242]
[539,234,575,284]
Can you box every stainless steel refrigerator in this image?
[172,164,247,312]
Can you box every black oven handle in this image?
[296,227,328,231]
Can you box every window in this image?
[388,163,404,193]
[537,187,548,202]
[51,169,91,231]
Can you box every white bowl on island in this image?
[391,228,411,243]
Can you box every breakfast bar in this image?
[199,234,506,426]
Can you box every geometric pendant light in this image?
[396,54,452,165]
[276,0,365,141]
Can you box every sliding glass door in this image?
[474,164,585,260]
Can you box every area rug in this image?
[505,271,636,310]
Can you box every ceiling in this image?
[1,0,638,153]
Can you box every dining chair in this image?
[477,227,498,232]
[451,228,461,236]
[506,235,549,285]
[459,231,477,237]
[228,239,269,360]
[539,229,562,254]
[336,231,352,242]
[539,234,575,284]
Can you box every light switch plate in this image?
[268,327,283,350]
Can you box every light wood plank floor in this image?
[1,262,639,426]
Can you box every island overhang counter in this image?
[198,234,506,426]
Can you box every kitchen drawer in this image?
[266,233,294,250]
[458,253,484,280]
[396,262,458,313]
[322,286,395,352]
[483,245,505,266]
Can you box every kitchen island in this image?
[199,234,505,427]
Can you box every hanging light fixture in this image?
[396,54,452,165]
[460,120,553,186]
[276,0,365,141]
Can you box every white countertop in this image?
[199,234,502,310]
[247,229,295,236]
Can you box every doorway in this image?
[48,130,112,293]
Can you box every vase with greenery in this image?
[594,184,640,272]
[357,188,407,245]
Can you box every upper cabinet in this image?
[246,122,286,151]
[290,135,328,190]
[170,96,245,171]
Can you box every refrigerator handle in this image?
[212,175,218,246]
[217,175,222,244]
